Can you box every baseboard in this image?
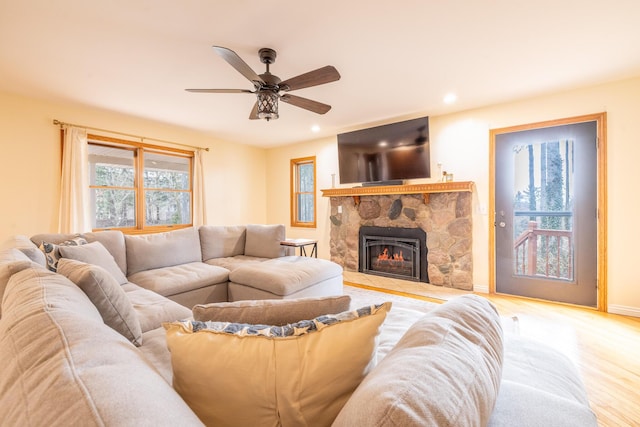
[473,284,490,294]
[608,304,640,318]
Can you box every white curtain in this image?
[58,126,91,233]
[192,149,207,226]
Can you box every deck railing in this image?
[514,220,573,279]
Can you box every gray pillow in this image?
[84,230,127,277]
[1,235,46,266]
[199,225,246,260]
[192,295,352,326]
[332,294,504,427]
[38,237,88,272]
[125,227,202,276]
[59,241,128,285]
[57,258,142,346]
[0,259,39,317]
[244,224,285,258]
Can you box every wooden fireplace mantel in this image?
[321,181,474,204]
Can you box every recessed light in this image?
[311,125,320,133]
[443,93,457,104]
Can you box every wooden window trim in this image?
[88,134,194,234]
[290,156,317,228]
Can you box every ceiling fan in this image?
[186,46,341,121]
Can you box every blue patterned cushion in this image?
[191,304,381,337]
[39,236,88,272]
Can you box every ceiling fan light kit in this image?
[257,90,279,121]
[186,46,340,121]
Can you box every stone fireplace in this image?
[323,182,474,291]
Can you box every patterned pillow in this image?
[164,302,391,427]
[192,295,352,326]
[193,303,378,337]
[39,236,88,272]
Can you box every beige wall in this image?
[3,75,639,316]
[266,76,640,317]
[0,90,268,240]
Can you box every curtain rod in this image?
[52,119,210,152]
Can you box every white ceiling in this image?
[1,1,640,148]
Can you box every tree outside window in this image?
[88,136,193,233]
[291,156,316,228]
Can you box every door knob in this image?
[498,221,506,228]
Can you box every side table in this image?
[280,238,318,258]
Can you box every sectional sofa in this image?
[0,225,598,426]
[12,224,344,307]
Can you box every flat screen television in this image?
[337,116,430,185]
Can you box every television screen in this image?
[337,117,430,185]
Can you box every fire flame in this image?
[377,247,404,262]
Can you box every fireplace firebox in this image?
[359,226,428,282]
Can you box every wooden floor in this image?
[362,283,640,427]
[485,294,640,427]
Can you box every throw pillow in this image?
[39,236,88,272]
[0,235,47,266]
[243,224,285,258]
[0,259,39,317]
[58,241,128,285]
[124,227,202,276]
[199,225,246,260]
[164,302,391,427]
[332,294,504,427]
[192,295,352,325]
[57,258,143,346]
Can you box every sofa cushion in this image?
[125,227,202,276]
[30,232,78,246]
[0,249,41,317]
[199,225,246,260]
[193,295,352,325]
[332,294,504,427]
[0,247,30,264]
[0,267,203,427]
[244,224,285,258]
[84,230,127,277]
[1,235,46,266]
[59,241,128,285]
[57,259,143,346]
[204,254,267,272]
[39,236,88,272]
[122,283,192,333]
[127,262,229,297]
[164,302,391,427]
[229,256,343,296]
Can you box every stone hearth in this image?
[327,191,473,290]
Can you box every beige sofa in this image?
[16,224,343,307]
[0,235,597,426]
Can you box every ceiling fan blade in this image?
[185,89,254,93]
[279,66,340,92]
[212,46,264,86]
[280,94,331,114]
[249,102,259,120]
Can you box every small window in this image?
[291,156,316,228]
[88,135,193,233]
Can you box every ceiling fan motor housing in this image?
[259,48,277,64]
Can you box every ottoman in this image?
[227,256,344,301]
